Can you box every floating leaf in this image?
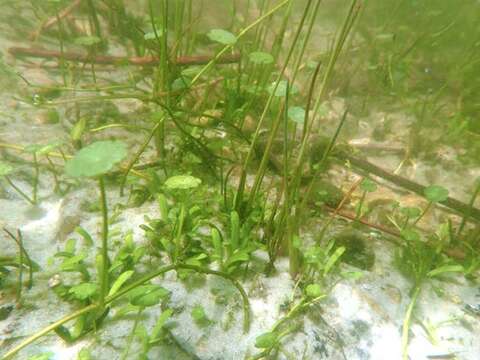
[288,106,305,124]
[424,185,449,203]
[65,141,127,178]
[207,29,237,45]
[75,36,101,47]
[305,284,323,298]
[360,178,377,192]
[267,80,298,97]
[69,282,97,300]
[0,161,13,177]
[249,51,274,65]
[255,331,278,348]
[164,175,202,190]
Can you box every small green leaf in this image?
[150,308,173,341]
[424,185,449,203]
[400,206,421,218]
[255,331,278,348]
[27,352,54,360]
[164,175,201,190]
[75,36,101,47]
[128,285,169,307]
[427,265,464,278]
[401,228,421,242]
[305,284,323,298]
[248,51,274,65]
[207,29,237,45]
[77,348,92,360]
[360,179,377,192]
[75,226,94,247]
[191,304,209,326]
[108,270,134,297]
[65,141,127,178]
[69,282,97,300]
[71,117,87,142]
[288,106,305,124]
[324,246,345,275]
[267,80,298,97]
[0,161,13,177]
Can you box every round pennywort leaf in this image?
[424,185,449,203]
[165,175,202,190]
[65,140,127,178]
[207,29,237,45]
[288,106,306,124]
[249,51,274,65]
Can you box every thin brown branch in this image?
[8,47,241,66]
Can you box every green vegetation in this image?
[0,0,479,359]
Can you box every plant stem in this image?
[4,176,35,205]
[413,202,432,226]
[98,177,109,308]
[2,263,250,359]
[402,285,421,360]
[32,153,39,205]
[457,179,480,237]
[355,190,367,221]
[121,307,143,360]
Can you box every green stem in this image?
[413,202,432,226]
[2,263,250,359]
[121,307,143,360]
[402,286,421,360]
[98,177,109,308]
[355,191,367,221]
[32,153,39,204]
[4,176,35,205]
[457,179,480,237]
[119,119,163,196]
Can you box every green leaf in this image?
[37,141,63,155]
[0,161,13,177]
[207,29,237,45]
[267,80,298,97]
[360,178,377,192]
[248,51,274,65]
[324,246,345,275]
[305,284,323,298]
[427,265,464,278]
[401,228,421,242]
[164,175,201,190]
[75,226,94,247]
[191,304,209,326]
[288,106,305,124]
[150,309,173,341]
[108,270,134,297]
[71,117,87,142]
[400,206,421,218]
[69,282,97,300]
[77,348,92,360]
[75,36,101,47]
[128,285,169,307]
[65,141,127,178]
[27,352,54,360]
[424,185,449,203]
[255,331,278,348]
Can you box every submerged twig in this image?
[8,47,241,66]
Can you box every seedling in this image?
[414,185,449,225]
[65,140,127,308]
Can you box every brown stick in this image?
[31,0,83,40]
[8,47,241,66]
